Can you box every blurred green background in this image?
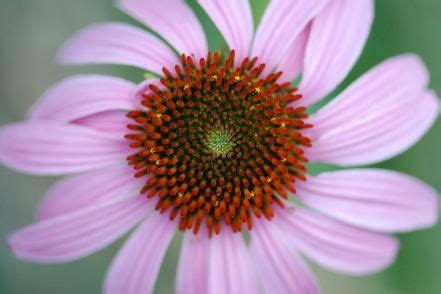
[0,0,440,293]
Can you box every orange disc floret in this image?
[126,50,312,237]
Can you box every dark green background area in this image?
[0,0,439,293]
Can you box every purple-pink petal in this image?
[177,229,258,294]
[252,0,329,75]
[0,122,130,175]
[117,0,207,58]
[250,219,319,294]
[208,230,258,294]
[300,0,374,106]
[73,110,132,137]
[275,206,399,275]
[199,0,253,64]
[8,196,150,263]
[104,214,175,294]
[28,75,137,122]
[308,54,429,133]
[296,169,439,232]
[57,22,179,73]
[276,25,311,83]
[308,55,439,166]
[37,165,144,220]
[309,91,439,166]
[176,231,210,294]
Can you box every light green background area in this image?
[0,0,440,293]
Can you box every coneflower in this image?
[1,1,438,293]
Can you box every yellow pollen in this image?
[155,159,161,165]
[150,147,156,154]
[211,75,218,82]
[266,177,273,183]
[281,158,287,162]
[156,113,162,120]
[234,76,241,82]
[178,192,184,198]
[253,87,262,95]
[183,84,190,91]
[215,200,220,207]
[250,191,256,198]
[281,122,287,128]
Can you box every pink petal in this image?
[251,0,329,74]
[74,111,131,137]
[300,0,374,106]
[176,231,210,294]
[37,165,144,220]
[104,214,175,294]
[276,25,311,83]
[117,0,207,58]
[309,55,429,132]
[0,122,130,175]
[57,22,179,73]
[309,91,439,166]
[29,75,136,122]
[308,55,439,166]
[296,169,439,232]
[177,229,258,294]
[275,206,399,275]
[249,219,319,294]
[208,231,258,294]
[8,196,150,263]
[199,0,253,63]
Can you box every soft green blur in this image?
[0,0,440,293]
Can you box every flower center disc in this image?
[126,50,312,236]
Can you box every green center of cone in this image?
[206,129,234,157]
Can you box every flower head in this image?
[1,0,439,293]
[125,50,311,235]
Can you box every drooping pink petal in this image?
[251,0,329,75]
[199,0,253,63]
[296,169,439,232]
[57,22,179,74]
[117,0,207,58]
[275,206,399,275]
[276,25,311,83]
[177,229,258,294]
[176,230,210,294]
[300,0,374,106]
[8,196,150,263]
[307,55,439,166]
[0,122,130,175]
[37,165,144,220]
[74,111,131,137]
[104,214,175,294]
[208,230,258,294]
[249,219,319,294]
[29,75,137,122]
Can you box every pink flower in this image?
[1,0,439,293]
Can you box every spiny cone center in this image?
[206,128,235,157]
[126,50,312,236]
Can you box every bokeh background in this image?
[0,0,440,293]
